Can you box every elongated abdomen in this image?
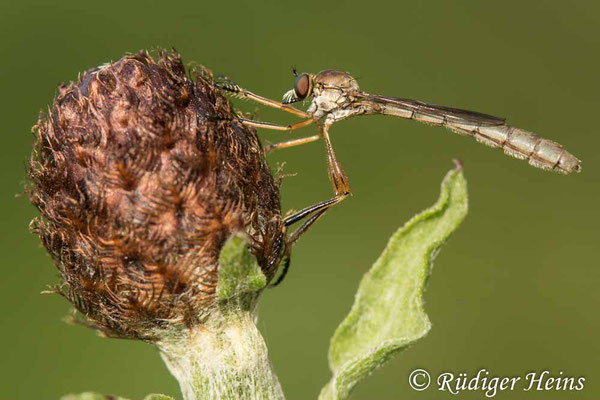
[371,99,581,174]
[447,123,581,173]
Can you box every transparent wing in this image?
[362,93,506,126]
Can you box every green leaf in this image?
[319,163,468,400]
[216,234,267,302]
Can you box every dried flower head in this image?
[28,50,284,340]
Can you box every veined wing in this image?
[358,93,580,173]
[362,93,506,126]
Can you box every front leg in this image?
[215,76,311,119]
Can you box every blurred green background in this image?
[1,0,598,399]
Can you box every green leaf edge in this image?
[216,234,267,302]
[319,163,468,400]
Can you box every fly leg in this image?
[216,77,317,133]
[237,117,316,132]
[284,195,346,244]
[321,123,351,198]
[234,117,319,155]
[284,123,350,244]
[215,76,311,118]
[215,76,322,153]
[270,124,351,286]
[264,135,320,153]
[267,121,351,287]
[271,196,345,287]
[272,194,349,289]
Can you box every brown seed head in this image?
[27,50,284,340]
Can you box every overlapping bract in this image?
[28,50,283,339]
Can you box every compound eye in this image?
[294,73,311,99]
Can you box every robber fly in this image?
[217,69,581,279]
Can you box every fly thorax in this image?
[312,89,344,116]
[327,107,358,123]
[306,101,319,117]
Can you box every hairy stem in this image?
[155,235,284,400]
[157,314,283,400]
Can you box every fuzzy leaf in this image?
[319,163,468,400]
[217,235,267,302]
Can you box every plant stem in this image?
[157,313,284,400]
[156,236,285,400]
